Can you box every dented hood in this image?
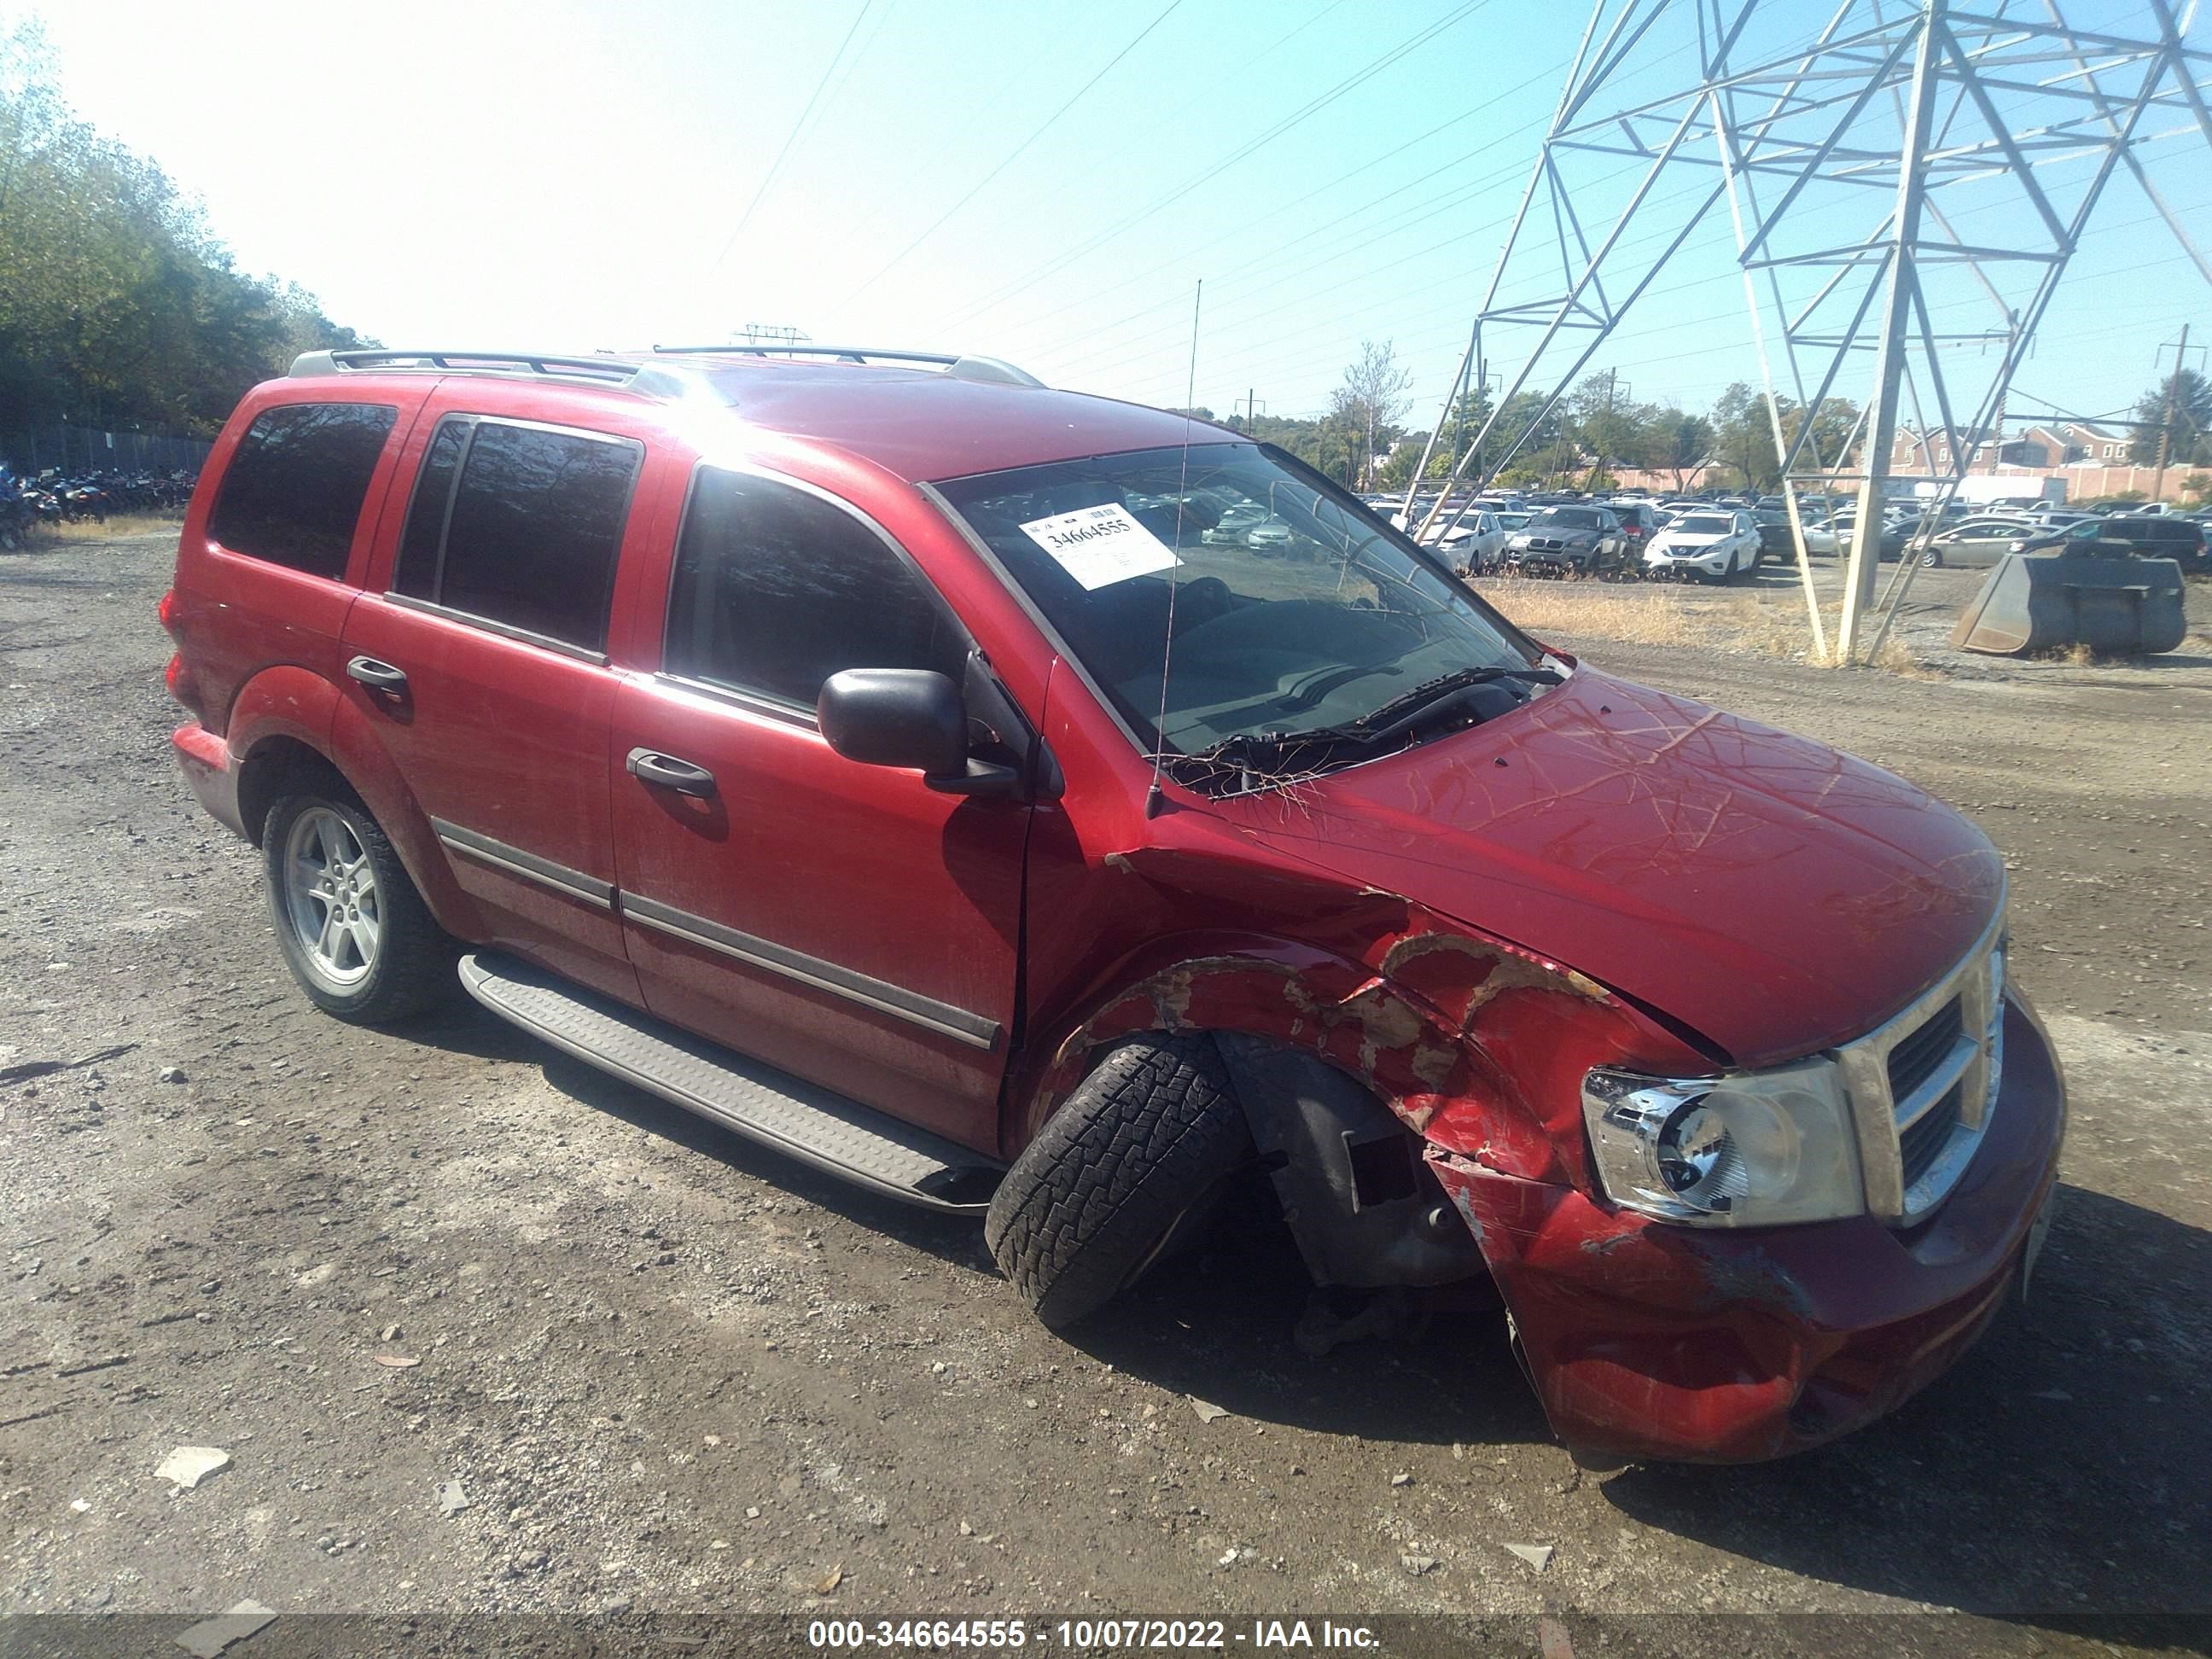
[1232,668,2003,1068]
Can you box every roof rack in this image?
[288,349,643,385]
[649,343,1044,389]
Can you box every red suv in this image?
[164,346,2064,1464]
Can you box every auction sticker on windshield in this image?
[1019,503,1183,591]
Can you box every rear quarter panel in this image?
[170,380,433,738]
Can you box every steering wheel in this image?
[1171,575,1235,635]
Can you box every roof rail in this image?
[649,343,1045,389]
[288,349,643,385]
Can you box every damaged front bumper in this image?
[1429,991,2066,1464]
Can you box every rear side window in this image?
[393,417,640,653]
[207,402,398,579]
[664,467,965,709]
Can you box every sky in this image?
[20,0,2212,446]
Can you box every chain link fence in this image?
[2,422,212,477]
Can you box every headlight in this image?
[1581,1059,1864,1226]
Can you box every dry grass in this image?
[1475,574,1947,678]
[47,511,183,540]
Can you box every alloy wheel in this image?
[282,806,381,987]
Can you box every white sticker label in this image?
[1017,502,1183,591]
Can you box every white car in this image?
[1430,509,1510,572]
[1644,509,1762,581]
[1388,505,1508,570]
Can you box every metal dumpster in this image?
[1951,552,2189,656]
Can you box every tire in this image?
[1918,546,1943,568]
[263,790,456,1024]
[986,1033,1254,1330]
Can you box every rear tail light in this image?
[158,589,180,637]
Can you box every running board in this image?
[458,952,1003,1214]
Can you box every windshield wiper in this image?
[1179,665,1563,786]
[1351,665,1561,733]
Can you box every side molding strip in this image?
[620,892,1001,1051]
[430,818,616,911]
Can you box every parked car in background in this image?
[1918,516,2049,569]
[1203,500,1268,545]
[2008,519,2106,556]
[1610,501,1664,562]
[1838,518,1922,562]
[1501,505,1627,577]
[1433,509,1511,573]
[1752,504,1839,558]
[2097,514,2210,571]
[1644,509,1762,581]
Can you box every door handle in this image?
[626,748,718,799]
[346,655,409,694]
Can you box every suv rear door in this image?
[184,393,430,731]
[607,463,1027,1155]
[335,391,671,1004]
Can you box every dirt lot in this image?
[3,531,2209,1653]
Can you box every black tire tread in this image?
[264,791,456,1026]
[986,1033,1250,1330]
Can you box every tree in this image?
[1376,433,1432,492]
[1649,409,1714,492]
[1482,391,1564,480]
[1330,339,1414,491]
[2127,370,2212,468]
[1708,383,1859,491]
[2181,470,2212,505]
[0,22,370,442]
[1570,373,1650,487]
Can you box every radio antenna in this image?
[1146,277,1202,821]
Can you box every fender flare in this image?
[1006,915,1656,1191]
[225,667,482,940]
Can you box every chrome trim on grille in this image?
[1833,902,2007,1225]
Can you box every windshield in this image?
[934,442,1544,760]
[1530,508,1604,530]
[1674,515,1732,535]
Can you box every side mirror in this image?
[816,669,1022,798]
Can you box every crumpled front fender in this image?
[1429,993,2067,1464]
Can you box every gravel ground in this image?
[3,531,2209,1654]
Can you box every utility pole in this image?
[2151,324,2190,504]
[1235,388,1266,429]
[1837,0,1945,666]
[1583,370,1628,490]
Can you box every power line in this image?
[990,55,1576,345]
[712,0,882,272]
[941,0,1495,333]
[989,31,1708,352]
[840,0,1187,306]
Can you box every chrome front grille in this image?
[1887,995,1963,1100]
[1834,910,2006,1225]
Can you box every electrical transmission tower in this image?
[1410,0,2212,662]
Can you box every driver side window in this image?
[663,467,968,712]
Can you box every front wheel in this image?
[1918,546,1944,568]
[986,1033,1254,1330]
[264,792,455,1023]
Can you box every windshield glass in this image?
[1530,509,1604,530]
[1674,515,1732,535]
[934,442,1543,759]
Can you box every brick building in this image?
[1887,419,2201,503]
